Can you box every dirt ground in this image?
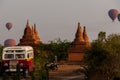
[0,64,85,80]
[49,64,85,80]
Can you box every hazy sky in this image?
[0,0,120,45]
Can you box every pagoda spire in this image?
[33,23,39,36]
[31,25,34,35]
[33,23,41,43]
[26,19,30,27]
[34,23,37,33]
[83,26,90,43]
[20,20,33,42]
[74,22,84,42]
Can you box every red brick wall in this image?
[68,53,85,61]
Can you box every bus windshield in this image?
[15,54,25,59]
[4,54,14,59]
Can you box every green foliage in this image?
[32,39,71,79]
[16,64,20,80]
[84,33,120,80]
[0,46,4,61]
[32,49,48,80]
[98,31,106,41]
[38,39,71,62]
[34,49,48,72]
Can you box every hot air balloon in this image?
[6,22,13,30]
[108,9,119,22]
[4,39,16,47]
[117,14,120,22]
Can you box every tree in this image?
[38,39,71,62]
[0,46,4,61]
[33,39,71,79]
[34,49,48,80]
[98,31,106,41]
[84,33,120,80]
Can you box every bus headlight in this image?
[4,63,8,66]
[20,63,24,66]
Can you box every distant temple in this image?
[68,22,90,63]
[18,20,42,46]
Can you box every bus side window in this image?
[27,53,33,58]
[30,53,32,58]
[5,54,14,59]
[27,54,29,58]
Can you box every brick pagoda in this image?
[68,22,90,63]
[18,20,42,46]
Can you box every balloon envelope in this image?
[6,22,13,30]
[108,9,119,21]
[4,39,16,47]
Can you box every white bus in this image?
[1,46,34,77]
